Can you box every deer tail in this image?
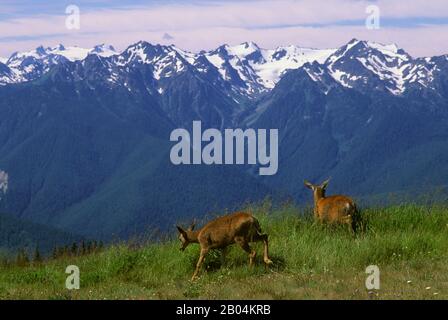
[247,215,266,242]
[253,218,264,236]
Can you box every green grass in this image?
[1,203,448,300]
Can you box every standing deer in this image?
[304,178,359,232]
[177,212,273,281]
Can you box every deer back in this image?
[197,212,258,249]
[316,195,356,223]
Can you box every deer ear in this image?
[321,178,330,189]
[189,223,196,231]
[304,180,314,189]
[176,226,186,235]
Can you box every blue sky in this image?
[0,0,447,57]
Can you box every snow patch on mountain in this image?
[330,69,354,88]
[8,44,117,64]
[245,45,335,88]
[205,53,228,79]
[90,44,117,58]
[227,41,260,57]
[202,42,336,96]
[172,47,197,65]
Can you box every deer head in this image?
[176,222,197,251]
[304,178,330,201]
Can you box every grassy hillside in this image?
[0,203,447,300]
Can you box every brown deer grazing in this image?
[304,178,359,232]
[177,212,273,281]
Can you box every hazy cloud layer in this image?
[0,0,447,57]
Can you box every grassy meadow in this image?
[1,202,448,300]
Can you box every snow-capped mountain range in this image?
[0,44,116,84]
[0,39,447,98]
[304,39,447,96]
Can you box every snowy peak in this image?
[118,41,189,80]
[48,43,117,60]
[226,41,261,58]
[0,43,118,84]
[202,42,336,95]
[91,44,117,57]
[121,41,165,63]
[6,44,117,65]
[327,39,410,65]
[120,41,175,65]
[366,41,403,57]
[311,39,432,94]
[202,43,261,95]
[254,45,336,88]
[46,45,90,61]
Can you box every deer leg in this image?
[253,233,273,267]
[259,233,273,266]
[342,215,355,235]
[191,247,208,281]
[235,237,256,267]
[351,213,360,234]
[349,216,356,235]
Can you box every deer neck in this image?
[187,230,200,243]
[313,190,325,207]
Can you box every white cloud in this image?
[0,0,447,57]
